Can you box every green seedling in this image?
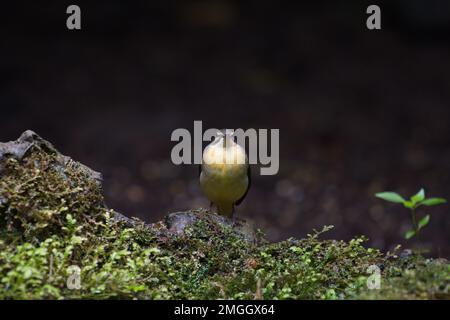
[375,188,447,239]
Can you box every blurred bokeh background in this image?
[1,1,449,257]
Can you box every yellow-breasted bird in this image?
[200,130,250,218]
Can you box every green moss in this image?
[356,253,450,300]
[0,146,448,299]
[0,151,104,241]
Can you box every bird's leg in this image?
[217,202,233,218]
[231,205,236,224]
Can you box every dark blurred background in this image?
[1,1,449,257]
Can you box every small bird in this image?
[200,130,250,218]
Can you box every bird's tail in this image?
[217,202,234,218]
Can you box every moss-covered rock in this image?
[0,131,448,299]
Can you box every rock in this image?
[426,257,449,266]
[0,130,101,182]
[399,249,413,259]
[0,130,130,224]
[162,210,261,244]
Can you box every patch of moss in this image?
[0,150,104,241]
[356,253,450,299]
[0,137,448,299]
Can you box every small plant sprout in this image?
[375,188,447,240]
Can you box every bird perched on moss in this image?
[200,130,250,217]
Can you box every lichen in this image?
[0,134,448,300]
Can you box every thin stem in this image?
[411,208,418,233]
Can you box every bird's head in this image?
[203,129,247,166]
[215,129,235,148]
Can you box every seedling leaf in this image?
[403,201,414,209]
[411,188,425,204]
[420,198,447,206]
[418,214,430,230]
[375,192,405,204]
[404,230,416,240]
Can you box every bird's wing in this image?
[235,165,251,206]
